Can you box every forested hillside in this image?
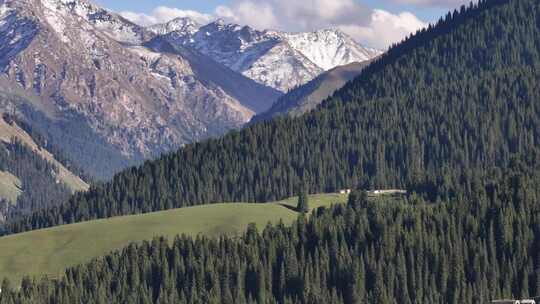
[9,115,93,184]
[6,0,539,234]
[0,193,347,284]
[0,114,90,228]
[0,140,71,218]
[251,61,371,122]
[1,166,539,303]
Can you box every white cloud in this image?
[389,0,471,8]
[215,0,427,49]
[338,10,427,49]
[120,1,428,49]
[215,0,372,32]
[120,6,213,26]
[215,2,278,30]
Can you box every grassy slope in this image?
[0,193,346,283]
[0,171,21,204]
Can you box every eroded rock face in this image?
[0,0,279,178]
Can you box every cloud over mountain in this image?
[389,0,471,8]
[120,0,428,49]
[120,6,213,26]
[216,0,428,49]
[337,9,427,49]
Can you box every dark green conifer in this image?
[297,190,309,214]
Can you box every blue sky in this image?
[95,0,457,22]
[94,0,223,16]
[96,0,469,49]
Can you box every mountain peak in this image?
[282,29,382,71]
[204,18,244,32]
[41,0,90,5]
[173,16,199,25]
[214,18,226,26]
[0,0,279,178]
[38,0,95,14]
[159,18,381,91]
[149,16,200,35]
[8,0,149,45]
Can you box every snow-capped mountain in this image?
[0,0,280,179]
[148,17,200,36]
[40,0,150,44]
[156,18,382,92]
[282,30,380,71]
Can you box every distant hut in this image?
[491,300,536,304]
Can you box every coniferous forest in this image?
[1,166,540,303]
[0,114,91,229]
[4,0,539,234]
[0,139,73,226]
[2,0,540,303]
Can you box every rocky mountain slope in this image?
[251,61,373,122]
[0,115,88,193]
[155,18,381,92]
[0,114,89,223]
[148,17,199,36]
[6,0,533,237]
[0,0,381,179]
[0,0,280,179]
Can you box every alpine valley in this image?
[2,1,540,304]
[0,0,380,179]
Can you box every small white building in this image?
[339,189,352,194]
[368,189,407,196]
[492,300,536,304]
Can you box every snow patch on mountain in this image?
[0,3,13,21]
[156,18,381,92]
[0,0,279,178]
[39,0,147,44]
[283,30,382,71]
[149,17,200,36]
[241,41,322,92]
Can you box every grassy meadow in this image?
[0,193,347,283]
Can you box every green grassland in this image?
[0,193,347,283]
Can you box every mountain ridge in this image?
[251,60,373,122]
[0,0,380,179]
[1,1,538,303]
[0,0,281,179]
[4,0,530,236]
[155,17,382,92]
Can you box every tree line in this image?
[1,164,540,303]
[4,0,537,235]
[0,138,74,230]
[3,114,93,183]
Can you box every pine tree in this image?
[347,190,368,209]
[297,190,309,214]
